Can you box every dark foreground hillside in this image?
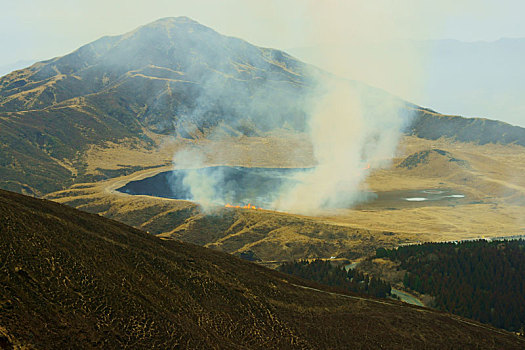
[0,190,523,349]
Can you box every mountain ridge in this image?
[0,16,312,195]
[1,16,524,196]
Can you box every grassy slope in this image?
[1,189,524,349]
[409,108,525,146]
[44,135,525,264]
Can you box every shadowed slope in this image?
[408,108,525,146]
[0,189,524,349]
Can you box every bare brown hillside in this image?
[1,189,524,349]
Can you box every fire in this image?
[223,164,370,211]
[225,203,261,210]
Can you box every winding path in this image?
[391,288,424,306]
[290,283,517,338]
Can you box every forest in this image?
[278,259,392,298]
[377,240,525,333]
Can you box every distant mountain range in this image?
[289,38,525,127]
[0,17,524,196]
[1,188,523,348]
[421,38,525,127]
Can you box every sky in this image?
[2,0,524,125]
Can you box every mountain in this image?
[0,189,523,349]
[0,17,311,195]
[1,17,525,196]
[407,108,525,145]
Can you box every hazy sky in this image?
[2,0,524,125]
[3,0,525,64]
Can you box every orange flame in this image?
[225,203,261,210]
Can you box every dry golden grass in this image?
[83,131,314,175]
[46,133,525,261]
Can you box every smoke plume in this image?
[272,78,408,214]
[172,74,410,214]
[172,148,223,209]
[166,16,412,214]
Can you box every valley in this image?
[45,132,525,263]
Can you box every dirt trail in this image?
[291,283,517,338]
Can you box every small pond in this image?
[117,166,466,209]
[117,166,308,207]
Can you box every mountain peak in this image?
[133,16,212,35]
[149,16,199,25]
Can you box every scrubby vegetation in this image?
[396,148,466,169]
[377,240,525,334]
[279,259,392,298]
[1,189,524,348]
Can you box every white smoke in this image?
[172,147,223,211]
[171,73,410,214]
[273,78,408,214]
[163,15,413,214]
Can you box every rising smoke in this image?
[270,76,410,214]
[168,16,413,214]
[171,148,223,208]
[172,72,411,213]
